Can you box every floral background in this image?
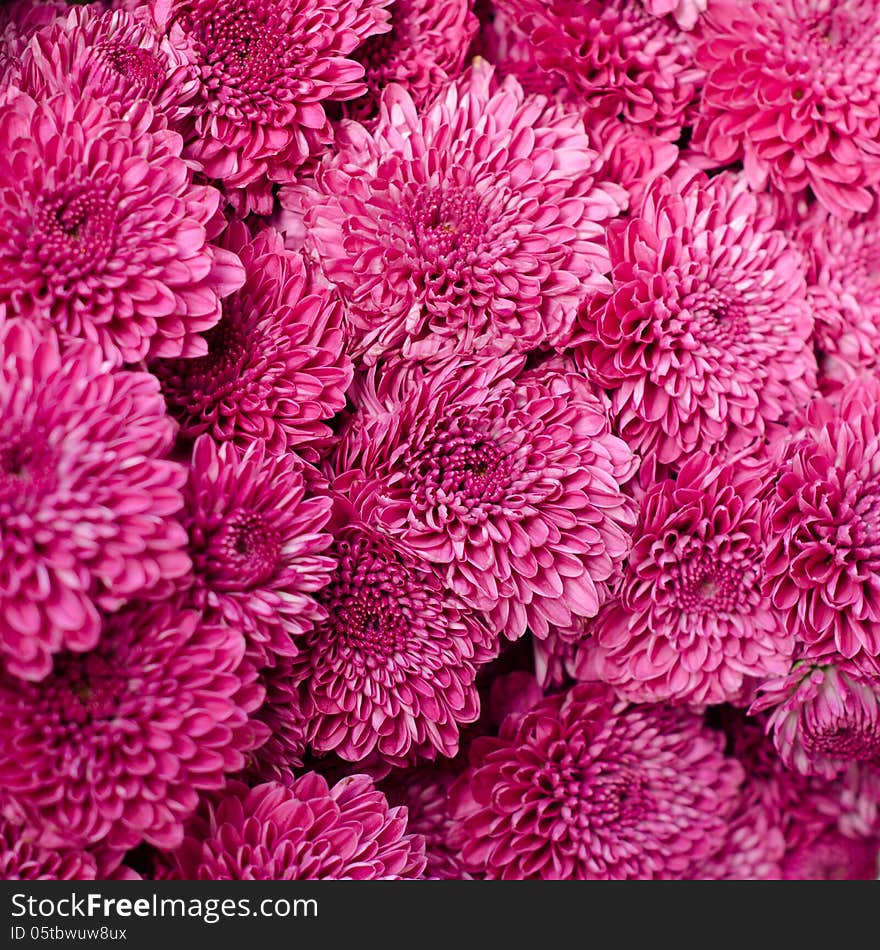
[1,0,879,880]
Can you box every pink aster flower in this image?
[301,63,625,365]
[752,662,880,779]
[152,225,351,462]
[0,321,189,682]
[0,602,257,852]
[183,436,334,668]
[0,820,99,880]
[157,0,391,213]
[492,0,701,139]
[166,776,426,879]
[694,0,880,218]
[338,355,638,642]
[448,683,743,879]
[797,202,880,385]
[583,453,793,705]
[292,478,490,765]
[0,89,244,366]
[576,170,816,466]
[383,766,466,879]
[764,377,880,670]
[346,0,478,120]
[17,6,197,126]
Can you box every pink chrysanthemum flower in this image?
[347,0,478,119]
[0,321,189,682]
[0,0,66,79]
[17,6,197,126]
[293,479,489,765]
[582,454,793,705]
[0,90,244,366]
[797,202,880,385]
[157,0,391,212]
[492,0,701,139]
[301,63,625,365]
[183,436,334,668]
[448,683,743,879]
[167,776,426,879]
[694,0,880,218]
[783,825,879,879]
[384,766,466,879]
[338,356,637,642]
[764,377,880,670]
[0,603,257,851]
[242,657,307,786]
[0,820,98,880]
[752,662,880,779]
[576,171,816,466]
[152,226,351,461]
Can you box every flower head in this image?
[576,170,816,466]
[0,820,98,880]
[301,63,624,365]
[493,0,701,139]
[0,321,189,682]
[347,0,478,119]
[159,0,391,211]
[752,662,880,778]
[694,0,880,217]
[782,825,880,879]
[764,377,880,670]
[18,6,197,125]
[338,355,637,642]
[583,453,793,704]
[0,89,244,365]
[292,479,490,765]
[449,683,743,879]
[182,436,334,668]
[166,776,426,879]
[798,202,880,385]
[0,602,257,851]
[152,225,351,461]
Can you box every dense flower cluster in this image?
[0,0,877,882]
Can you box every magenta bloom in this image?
[158,0,391,212]
[340,356,637,641]
[584,453,793,705]
[577,171,816,466]
[694,0,880,218]
[449,683,743,879]
[798,203,880,384]
[293,480,489,765]
[348,0,478,119]
[152,226,351,462]
[0,603,257,851]
[0,820,98,880]
[752,663,880,779]
[383,766,466,879]
[493,0,701,139]
[242,657,307,787]
[0,90,244,366]
[18,6,197,125]
[783,824,880,880]
[302,63,625,365]
[183,436,334,668]
[0,321,189,682]
[167,776,426,879]
[765,377,880,670]
[693,799,786,880]
[0,0,66,79]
